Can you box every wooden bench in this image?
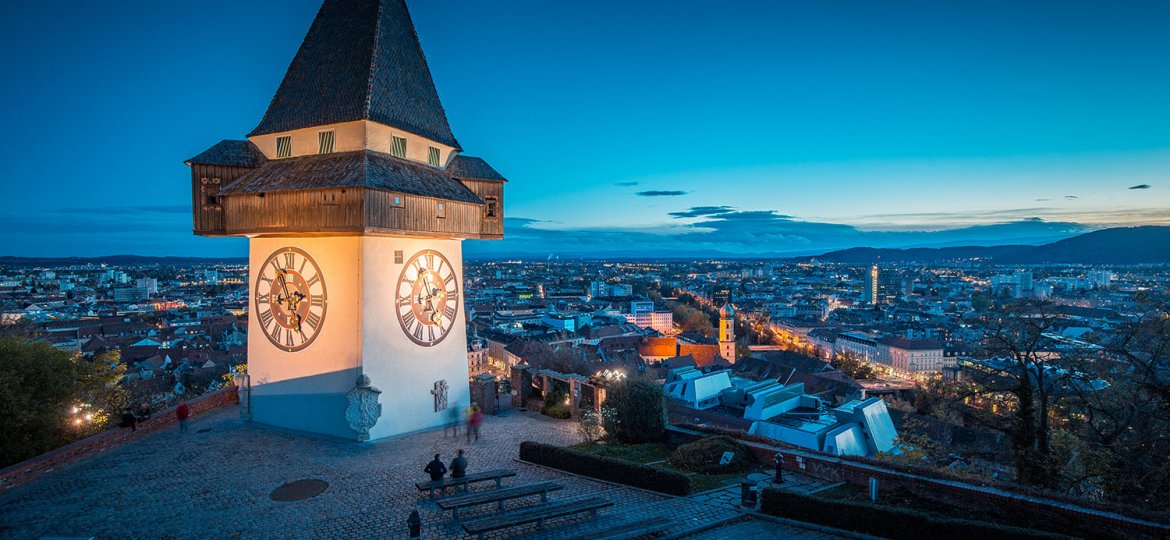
[437,482,563,519]
[414,469,516,498]
[461,496,613,539]
[568,515,673,540]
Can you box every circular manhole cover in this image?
[269,479,329,502]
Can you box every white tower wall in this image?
[246,235,470,441]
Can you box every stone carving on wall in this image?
[432,380,449,412]
[234,373,252,420]
[345,374,383,441]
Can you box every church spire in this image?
[248,0,461,150]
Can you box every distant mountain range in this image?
[3,226,1168,266]
[804,226,1170,265]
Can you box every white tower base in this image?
[247,236,470,441]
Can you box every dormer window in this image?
[318,130,335,154]
[201,178,222,211]
[484,196,498,219]
[392,135,407,158]
[276,136,292,158]
[428,146,440,166]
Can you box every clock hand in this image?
[277,271,294,310]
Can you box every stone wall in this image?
[667,425,1170,539]
[0,387,239,492]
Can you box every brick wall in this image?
[668,425,1170,539]
[0,387,239,492]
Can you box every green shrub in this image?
[540,388,572,419]
[601,378,666,443]
[520,441,691,495]
[0,338,128,468]
[759,489,1068,540]
[541,402,571,419]
[669,435,756,473]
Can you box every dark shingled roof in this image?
[185,140,267,167]
[248,0,461,150]
[221,150,483,204]
[447,155,508,181]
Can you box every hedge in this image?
[675,423,1170,527]
[759,489,1068,540]
[519,441,691,496]
[669,435,755,474]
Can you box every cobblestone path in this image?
[0,407,850,539]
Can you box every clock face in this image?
[254,247,327,352]
[395,249,459,347]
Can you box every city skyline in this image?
[1,0,1168,257]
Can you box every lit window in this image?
[392,135,407,158]
[318,131,335,154]
[276,136,292,158]
[428,146,440,166]
[437,202,446,218]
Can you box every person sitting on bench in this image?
[119,408,137,432]
[450,449,468,479]
[424,454,447,481]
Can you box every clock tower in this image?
[719,303,736,363]
[184,0,506,441]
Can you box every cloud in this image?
[467,211,1103,259]
[1065,195,1079,199]
[704,210,794,221]
[668,206,736,218]
[1129,184,1151,190]
[613,181,639,187]
[635,190,689,197]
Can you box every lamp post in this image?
[774,452,785,484]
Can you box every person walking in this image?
[450,449,468,479]
[424,454,447,481]
[176,401,190,433]
[445,404,461,438]
[466,405,483,443]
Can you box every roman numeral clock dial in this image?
[254,247,327,352]
[396,249,459,347]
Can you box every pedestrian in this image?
[450,449,468,479]
[445,404,461,438]
[466,404,483,443]
[176,401,190,433]
[424,453,447,481]
[120,408,137,432]
[136,402,152,421]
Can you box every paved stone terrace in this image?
[0,406,850,539]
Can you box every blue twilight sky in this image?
[0,0,1167,258]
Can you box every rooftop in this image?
[221,149,483,204]
[248,0,461,149]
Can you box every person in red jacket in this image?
[466,404,483,443]
[176,402,190,433]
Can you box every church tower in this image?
[718,303,736,362]
[184,0,506,441]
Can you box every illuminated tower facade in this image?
[185,0,506,440]
[864,265,879,304]
[718,303,736,362]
